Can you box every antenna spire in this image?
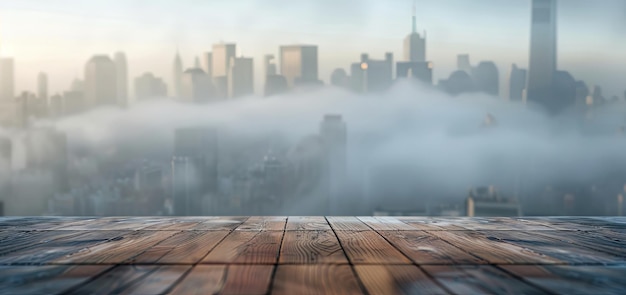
[412,0,417,33]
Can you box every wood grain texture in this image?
[192,216,249,230]
[169,265,274,295]
[534,230,626,257]
[395,217,467,230]
[502,265,626,295]
[0,265,111,295]
[279,231,348,264]
[354,265,448,295]
[272,265,364,295]
[286,216,331,230]
[379,231,486,265]
[429,230,562,264]
[201,231,283,264]
[422,265,545,295]
[326,217,371,231]
[235,216,287,231]
[357,217,416,230]
[0,230,89,257]
[130,231,229,264]
[334,231,411,264]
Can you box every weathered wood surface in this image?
[0,216,625,294]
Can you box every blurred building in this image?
[264,75,288,97]
[439,70,475,96]
[228,56,254,98]
[509,64,527,101]
[23,128,69,194]
[202,52,213,77]
[396,61,433,85]
[135,72,168,100]
[403,4,426,62]
[264,54,277,76]
[0,58,14,102]
[351,53,393,93]
[527,0,559,112]
[84,55,117,107]
[330,68,350,88]
[37,72,48,100]
[114,52,128,106]
[181,68,213,103]
[280,45,319,87]
[466,186,522,217]
[171,127,219,215]
[320,114,347,215]
[172,50,183,98]
[471,61,499,96]
[457,54,471,73]
[212,43,237,78]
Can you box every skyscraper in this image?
[264,54,277,76]
[403,4,426,62]
[173,50,183,98]
[212,43,237,78]
[84,55,117,107]
[135,72,168,100]
[320,114,347,215]
[114,52,128,106]
[471,61,499,96]
[527,0,558,107]
[279,45,319,87]
[181,68,213,103]
[202,52,213,77]
[350,53,393,93]
[509,64,527,101]
[396,61,433,85]
[228,56,254,98]
[0,58,14,101]
[457,54,472,73]
[37,72,48,100]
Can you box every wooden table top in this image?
[0,216,625,294]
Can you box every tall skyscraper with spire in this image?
[403,2,426,62]
[527,0,557,107]
[173,50,184,98]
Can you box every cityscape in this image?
[0,0,625,217]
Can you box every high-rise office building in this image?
[173,50,183,98]
[350,53,393,93]
[330,68,350,88]
[396,61,433,85]
[181,68,213,103]
[114,52,128,105]
[0,58,14,101]
[37,72,48,100]
[509,64,527,101]
[84,55,117,107]
[319,114,347,215]
[24,128,69,193]
[403,4,426,62]
[212,43,237,78]
[228,57,254,98]
[279,45,319,87]
[439,70,475,96]
[264,54,277,76]
[457,54,472,73]
[135,72,168,100]
[264,54,288,96]
[527,0,558,107]
[202,52,213,77]
[472,61,499,96]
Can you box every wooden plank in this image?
[53,231,177,264]
[0,231,127,264]
[169,265,274,295]
[534,230,626,257]
[140,218,213,231]
[502,265,626,295]
[272,265,364,295]
[201,231,283,264]
[235,216,287,231]
[452,217,555,231]
[286,216,331,230]
[524,217,601,231]
[279,231,348,264]
[354,265,448,295]
[0,217,93,231]
[423,265,545,294]
[357,217,416,230]
[396,217,466,231]
[129,231,229,264]
[0,265,111,295]
[429,231,562,264]
[326,217,371,231]
[0,230,89,257]
[334,231,411,264]
[379,231,486,265]
[66,265,189,295]
[484,230,626,264]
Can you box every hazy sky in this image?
[0,0,625,97]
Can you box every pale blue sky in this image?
[0,0,624,96]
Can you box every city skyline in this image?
[0,0,624,97]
